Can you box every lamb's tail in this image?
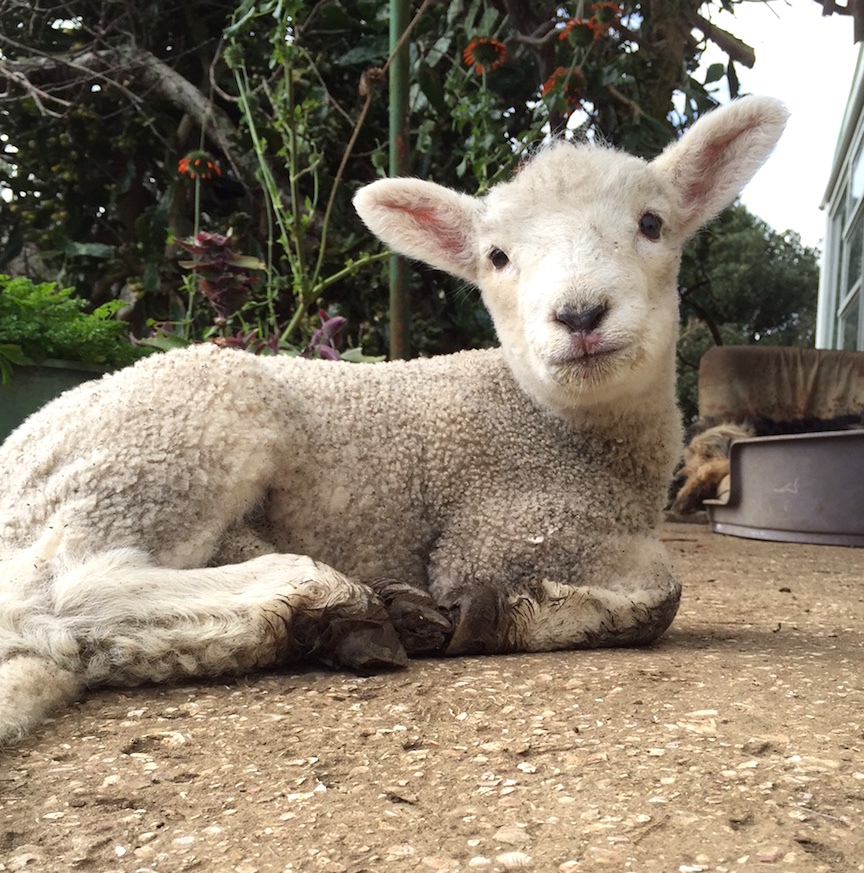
[0,655,83,747]
[0,531,86,746]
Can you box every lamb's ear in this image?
[652,96,789,238]
[353,178,482,284]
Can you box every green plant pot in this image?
[0,359,111,444]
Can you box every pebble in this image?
[7,855,40,872]
[384,843,416,860]
[494,825,530,845]
[421,857,459,870]
[497,851,532,869]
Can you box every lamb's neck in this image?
[505,358,677,431]
[503,356,682,475]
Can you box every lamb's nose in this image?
[556,304,606,334]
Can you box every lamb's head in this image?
[354,97,788,417]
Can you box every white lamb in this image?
[0,97,787,746]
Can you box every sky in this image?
[696,2,860,252]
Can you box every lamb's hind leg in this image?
[368,578,452,656]
[53,550,408,688]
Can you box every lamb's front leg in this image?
[433,536,681,655]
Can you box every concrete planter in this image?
[0,359,111,444]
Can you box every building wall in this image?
[819,46,864,350]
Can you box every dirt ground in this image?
[1,521,862,873]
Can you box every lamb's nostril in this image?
[556,304,607,334]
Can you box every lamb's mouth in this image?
[551,340,627,367]
[545,341,630,386]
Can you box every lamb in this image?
[0,96,787,746]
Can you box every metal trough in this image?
[706,430,864,547]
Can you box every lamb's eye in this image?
[639,212,663,240]
[490,247,510,269]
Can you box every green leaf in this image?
[339,347,385,363]
[704,63,725,85]
[337,40,387,67]
[228,255,268,270]
[0,343,26,384]
[417,63,447,116]
[425,36,451,69]
[136,332,190,352]
[92,300,125,318]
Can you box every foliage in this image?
[0,0,766,360]
[677,204,821,423]
[176,230,267,324]
[0,275,147,379]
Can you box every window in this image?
[839,296,860,349]
[819,51,864,350]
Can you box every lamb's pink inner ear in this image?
[403,205,474,265]
[678,131,741,209]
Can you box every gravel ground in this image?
[2,521,863,873]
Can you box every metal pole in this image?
[388,0,411,359]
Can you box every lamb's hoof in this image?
[374,580,453,656]
[329,618,409,671]
[297,603,408,672]
[439,585,509,656]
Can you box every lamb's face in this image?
[354,96,787,420]
[476,144,683,408]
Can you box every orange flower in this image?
[590,3,621,37]
[178,150,222,180]
[541,67,586,112]
[559,17,603,46]
[591,2,622,31]
[462,38,509,74]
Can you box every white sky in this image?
[697,1,860,252]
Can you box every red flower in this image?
[541,67,586,113]
[559,17,603,46]
[462,38,509,74]
[178,150,222,180]
[590,2,622,31]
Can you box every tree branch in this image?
[680,289,724,347]
[689,12,756,68]
[0,44,257,191]
[815,0,864,42]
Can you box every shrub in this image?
[0,275,145,374]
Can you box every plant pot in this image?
[0,359,111,444]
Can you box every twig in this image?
[1,68,72,116]
[306,0,438,297]
[690,13,756,68]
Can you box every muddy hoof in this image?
[329,619,409,671]
[293,599,408,672]
[439,585,509,656]
[387,594,452,656]
[373,580,453,656]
